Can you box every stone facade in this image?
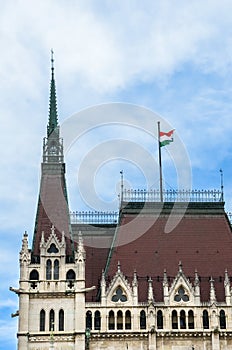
[15,229,232,350]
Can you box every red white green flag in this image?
[159,129,175,147]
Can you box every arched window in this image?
[86,311,92,330]
[54,259,59,280]
[203,310,209,329]
[180,310,186,329]
[46,259,52,280]
[220,309,226,329]
[49,309,55,331]
[117,310,123,330]
[94,311,101,330]
[66,269,76,280]
[108,310,115,330]
[30,269,39,280]
[59,309,64,331]
[125,310,131,329]
[188,310,194,329]
[157,310,163,329]
[140,310,146,329]
[40,309,45,331]
[172,310,178,329]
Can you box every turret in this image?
[148,277,154,304]
[210,277,217,304]
[163,269,169,305]
[194,269,200,305]
[224,269,231,305]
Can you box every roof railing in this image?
[122,189,223,203]
[70,189,225,225]
[70,211,118,224]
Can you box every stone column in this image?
[148,329,157,350]
[18,292,29,350]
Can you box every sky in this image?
[1,0,232,348]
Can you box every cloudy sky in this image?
[1,1,232,348]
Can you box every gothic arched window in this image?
[180,310,186,329]
[54,259,59,280]
[117,310,123,330]
[188,310,194,329]
[59,309,64,331]
[108,310,115,330]
[203,310,209,329]
[46,259,52,280]
[49,309,55,331]
[66,269,76,280]
[157,310,163,329]
[94,310,101,330]
[86,311,92,330]
[125,310,131,329]
[30,269,39,280]
[140,310,146,329]
[40,309,45,331]
[172,310,178,329]
[220,309,226,329]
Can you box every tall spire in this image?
[31,53,73,262]
[47,49,58,137]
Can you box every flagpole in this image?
[157,121,163,202]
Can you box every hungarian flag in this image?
[159,129,175,147]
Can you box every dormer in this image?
[168,262,196,307]
[40,225,66,258]
[104,262,136,306]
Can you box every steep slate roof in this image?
[72,224,116,301]
[32,173,73,258]
[82,201,232,302]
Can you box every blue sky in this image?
[1,1,232,348]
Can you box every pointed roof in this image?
[47,50,58,138]
[31,55,73,261]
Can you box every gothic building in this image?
[11,59,232,350]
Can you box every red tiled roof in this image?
[106,203,232,302]
[32,174,73,257]
[84,202,232,302]
[85,245,110,302]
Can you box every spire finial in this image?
[51,49,54,69]
[117,261,121,273]
[220,168,224,202]
[178,261,183,273]
[47,50,58,137]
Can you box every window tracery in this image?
[174,286,189,302]
[111,287,127,302]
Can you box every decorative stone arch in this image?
[168,265,194,305]
[106,265,133,305]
